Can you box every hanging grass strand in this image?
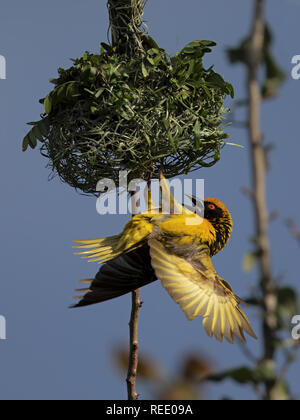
[107,0,146,55]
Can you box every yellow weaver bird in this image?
[73,175,257,344]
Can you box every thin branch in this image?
[125,189,143,400]
[125,190,143,400]
[126,170,154,400]
[126,288,143,400]
[247,0,278,400]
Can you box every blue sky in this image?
[0,0,299,400]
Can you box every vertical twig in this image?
[126,190,142,400]
[126,169,154,399]
[247,0,278,400]
[126,288,142,400]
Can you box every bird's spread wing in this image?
[72,246,157,308]
[149,239,257,344]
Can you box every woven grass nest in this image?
[23,37,234,194]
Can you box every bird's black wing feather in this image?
[71,245,157,308]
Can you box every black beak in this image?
[184,195,204,216]
[185,194,204,207]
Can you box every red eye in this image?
[209,204,215,210]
